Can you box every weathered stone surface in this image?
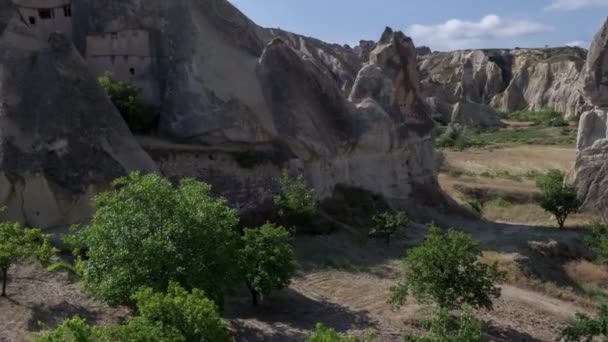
[420,47,588,120]
[451,101,505,129]
[582,18,608,107]
[0,0,157,229]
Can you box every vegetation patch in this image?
[504,109,567,127]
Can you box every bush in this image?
[535,170,581,228]
[390,224,504,311]
[435,128,472,150]
[0,223,54,297]
[75,173,241,305]
[274,170,318,229]
[307,324,376,342]
[240,223,299,306]
[560,304,608,342]
[34,283,231,342]
[369,211,409,245]
[505,109,567,127]
[98,72,159,133]
[404,308,483,342]
[584,221,608,264]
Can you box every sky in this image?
[228,0,608,51]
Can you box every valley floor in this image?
[2,124,607,341]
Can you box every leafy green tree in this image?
[274,170,318,229]
[125,283,232,342]
[584,221,608,264]
[98,72,158,133]
[34,283,231,342]
[535,169,581,228]
[369,211,409,245]
[560,304,608,342]
[390,224,504,311]
[403,308,483,342]
[0,223,54,296]
[75,173,241,305]
[239,223,299,306]
[307,324,376,342]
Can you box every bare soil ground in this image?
[0,263,128,342]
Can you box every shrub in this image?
[274,170,318,229]
[506,109,566,127]
[435,128,472,150]
[390,224,504,311]
[98,72,159,133]
[307,324,376,342]
[369,211,409,245]
[240,223,299,306]
[75,173,241,305]
[0,223,54,297]
[404,308,483,342]
[584,221,608,264]
[535,170,581,228]
[560,304,608,342]
[34,283,231,342]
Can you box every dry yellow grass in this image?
[564,260,608,288]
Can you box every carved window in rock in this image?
[38,9,54,20]
[129,67,135,76]
[29,16,36,25]
[63,5,72,17]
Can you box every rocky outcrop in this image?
[574,18,608,220]
[419,47,588,121]
[0,0,157,229]
[256,28,437,207]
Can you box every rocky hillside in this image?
[419,47,588,122]
[0,0,157,229]
[0,0,447,229]
[573,18,608,221]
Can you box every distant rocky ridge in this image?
[0,0,450,229]
[418,47,589,123]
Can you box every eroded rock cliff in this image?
[420,47,588,121]
[0,0,157,228]
[573,18,608,220]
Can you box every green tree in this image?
[584,221,608,264]
[307,324,376,342]
[369,211,409,245]
[239,223,298,306]
[535,169,581,228]
[75,173,241,305]
[403,308,483,342]
[0,223,54,297]
[390,224,504,311]
[98,72,158,133]
[560,304,608,342]
[34,283,231,342]
[274,170,318,229]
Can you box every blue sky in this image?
[228,0,607,51]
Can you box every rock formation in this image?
[419,47,588,121]
[0,0,450,228]
[573,18,608,220]
[0,0,157,228]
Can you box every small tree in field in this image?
[369,211,409,245]
[535,169,581,228]
[560,304,608,342]
[274,170,318,229]
[390,224,504,311]
[239,223,298,306]
[75,173,241,305]
[0,223,54,297]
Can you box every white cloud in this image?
[408,15,553,51]
[565,40,590,48]
[546,0,608,10]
